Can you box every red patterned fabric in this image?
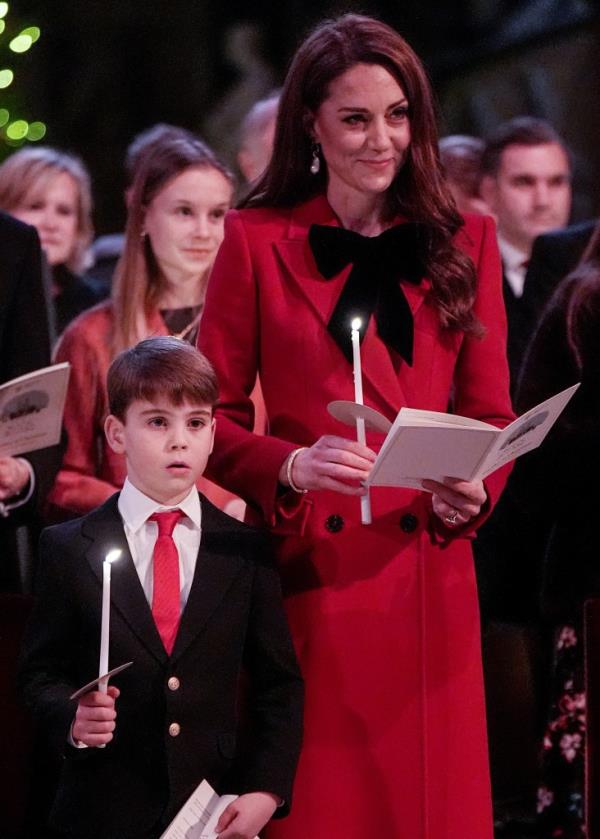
[149,510,184,655]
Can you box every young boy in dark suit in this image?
[19,336,304,839]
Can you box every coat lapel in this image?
[82,495,167,664]
[274,194,429,415]
[171,499,245,663]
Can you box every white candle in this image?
[350,318,372,526]
[351,317,364,406]
[98,549,122,694]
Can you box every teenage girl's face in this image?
[311,62,412,206]
[13,172,79,267]
[143,166,232,289]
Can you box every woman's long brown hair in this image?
[242,14,482,335]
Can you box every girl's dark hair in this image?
[242,13,482,335]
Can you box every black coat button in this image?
[400,513,418,533]
[325,514,344,533]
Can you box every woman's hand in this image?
[422,477,487,527]
[0,457,31,501]
[279,436,376,495]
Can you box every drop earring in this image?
[310,142,321,175]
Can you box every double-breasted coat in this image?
[199,194,515,838]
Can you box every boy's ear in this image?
[209,417,216,456]
[104,414,126,454]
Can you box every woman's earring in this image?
[310,143,321,175]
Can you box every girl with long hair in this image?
[48,132,235,518]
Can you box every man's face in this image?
[481,142,571,253]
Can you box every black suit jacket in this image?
[0,212,62,593]
[501,220,597,393]
[19,493,304,838]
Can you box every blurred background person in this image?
[0,212,56,593]
[475,115,572,833]
[0,211,60,839]
[85,123,197,295]
[0,146,99,337]
[479,117,572,390]
[47,133,236,520]
[439,134,490,215]
[483,221,600,838]
[237,91,280,186]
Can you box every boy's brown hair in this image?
[107,336,219,420]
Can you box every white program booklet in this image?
[0,362,70,457]
[160,780,259,839]
[328,383,579,491]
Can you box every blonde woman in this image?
[0,146,98,334]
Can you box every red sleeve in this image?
[430,214,515,542]
[47,313,118,517]
[199,211,306,528]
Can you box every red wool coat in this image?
[199,194,515,839]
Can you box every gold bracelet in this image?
[286,447,308,494]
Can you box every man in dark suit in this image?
[480,117,572,392]
[19,337,304,839]
[0,210,58,592]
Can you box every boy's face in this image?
[105,398,215,506]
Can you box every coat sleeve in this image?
[199,211,304,527]
[18,527,81,758]
[236,537,304,814]
[47,315,118,517]
[433,215,515,539]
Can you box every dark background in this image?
[2,0,599,233]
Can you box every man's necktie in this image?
[149,510,185,655]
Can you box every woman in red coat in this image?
[199,14,514,838]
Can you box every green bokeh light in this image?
[6,119,29,140]
[27,121,46,141]
[0,20,5,34]
[0,4,8,20]
[0,68,14,88]
[9,34,32,53]
[0,108,9,127]
[21,26,41,43]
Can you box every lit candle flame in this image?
[105,549,122,564]
[351,317,362,331]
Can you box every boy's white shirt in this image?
[118,477,202,610]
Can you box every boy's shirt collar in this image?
[118,477,201,535]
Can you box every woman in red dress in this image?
[199,15,514,838]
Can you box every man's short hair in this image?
[108,337,219,420]
[481,116,569,177]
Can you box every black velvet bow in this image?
[308,222,427,366]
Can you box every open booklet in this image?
[328,383,579,491]
[0,362,70,458]
[160,779,259,839]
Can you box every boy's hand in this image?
[72,686,120,747]
[216,791,279,838]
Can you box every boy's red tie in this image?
[149,510,185,655]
